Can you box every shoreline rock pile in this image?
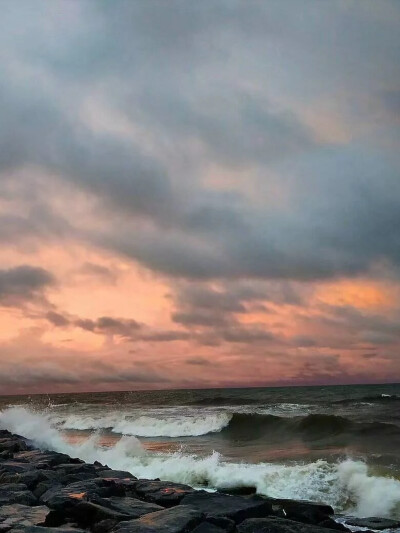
[1,429,399,533]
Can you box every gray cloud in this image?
[74,316,141,338]
[0,0,399,284]
[0,265,55,306]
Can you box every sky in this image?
[1,0,400,394]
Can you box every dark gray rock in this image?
[191,523,227,533]
[318,518,349,531]
[9,527,85,533]
[100,497,163,518]
[0,439,28,454]
[34,481,63,499]
[0,461,34,474]
[0,451,13,461]
[180,491,273,523]
[71,497,163,526]
[0,504,49,529]
[93,519,119,533]
[112,505,204,533]
[268,498,334,525]
[97,470,136,480]
[133,480,194,507]
[218,486,257,496]
[54,463,97,474]
[13,450,72,468]
[345,517,400,530]
[0,488,37,506]
[206,517,236,532]
[238,517,346,533]
[0,483,28,491]
[40,478,124,511]
[98,478,138,495]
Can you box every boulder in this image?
[269,498,334,524]
[180,491,273,523]
[13,450,73,468]
[0,504,49,530]
[0,439,28,454]
[100,497,163,518]
[40,478,125,521]
[0,487,37,506]
[97,470,137,480]
[191,523,227,533]
[111,505,204,533]
[133,480,195,507]
[93,519,119,533]
[238,517,347,533]
[9,527,85,533]
[70,498,163,526]
[0,461,34,474]
[344,517,400,530]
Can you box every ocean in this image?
[1,383,400,524]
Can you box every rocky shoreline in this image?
[0,429,399,533]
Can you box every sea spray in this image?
[2,406,400,518]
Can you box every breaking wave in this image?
[44,409,400,452]
[1,407,400,519]
[58,412,232,437]
[334,394,400,405]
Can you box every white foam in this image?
[56,411,232,437]
[2,407,400,519]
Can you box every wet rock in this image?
[70,497,163,526]
[54,463,97,474]
[34,481,63,499]
[345,517,400,530]
[0,483,28,491]
[218,486,257,496]
[13,450,73,468]
[70,501,136,526]
[180,491,273,523]
[93,519,119,533]
[9,527,85,533]
[97,470,136,480]
[15,471,48,490]
[269,498,334,524]
[0,504,49,529]
[40,478,124,511]
[133,480,195,507]
[238,517,346,533]
[191,523,227,533]
[0,439,28,454]
[0,451,13,461]
[206,517,236,532]
[0,461,34,474]
[0,487,37,506]
[318,518,349,531]
[112,505,204,533]
[100,497,163,518]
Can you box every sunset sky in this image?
[1,1,400,394]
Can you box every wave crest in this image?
[57,412,232,437]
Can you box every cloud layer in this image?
[0,0,399,393]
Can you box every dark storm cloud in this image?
[1,0,400,282]
[74,316,141,338]
[45,311,70,327]
[0,266,54,306]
